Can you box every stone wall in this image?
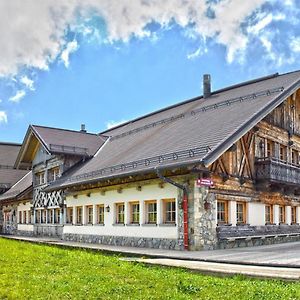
[63,233,181,250]
[189,183,218,250]
[34,225,63,237]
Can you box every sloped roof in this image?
[0,142,21,166]
[0,171,32,201]
[0,142,29,190]
[15,125,108,168]
[31,125,107,156]
[45,70,300,190]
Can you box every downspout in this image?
[155,168,189,250]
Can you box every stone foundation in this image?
[217,224,300,249]
[34,225,63,237]
[63,233,182,250]
[16,230,34,237]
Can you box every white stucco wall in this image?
[64,183,179,239]
[17,224,34,231]
[17,201,33,230]
[247,202,265,226]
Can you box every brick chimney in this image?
[80,124,86,133]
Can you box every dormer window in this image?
[48,167,60,182]
[36,172,45,185]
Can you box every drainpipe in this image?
[155,168,189,250]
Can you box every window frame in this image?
[130,201,140,224]
[67,207,73,224]
[291,206,297,224]
[265,204,273,224]
[76,206,83,225]
[116,203,125,224]
[217,200,228,225]
[86,205,93,225]
[97,204,104,224]
[236,201,246,225]
[279,205,286,224]
[163,198,176,224]
[145,200,157,224]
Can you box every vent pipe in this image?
[80,124,86,133]
[203,74,211,99]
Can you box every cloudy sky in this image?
[1,0,300,142]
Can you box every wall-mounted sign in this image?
[196,178,214,187]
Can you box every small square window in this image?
[217,200,228,224]
[265,204,273,224]
[67,207,73,224]
[279,206,285,224]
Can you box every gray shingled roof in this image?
[0,171,32,201]
[31,125,107,156]
[0,142,29,190]
[44,70,300,190]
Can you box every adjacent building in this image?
[1,70,300,250]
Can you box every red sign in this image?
[196,178,214,187]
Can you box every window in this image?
[48,209,53,224]
[76,206,82,224]
[291,206,297,224]
[236,202,246,224]
[130,202,140,224]
[217,200,228,224]
[87,206,93,224]
[36,172,45,185]
[292,150,299,165]
[67,207,73,224]
[36,210,41,223]
[279,145,287,161]
[97,205,104,224]
[26,211,31,224]
[163,199,176,224]
[279,206,285,223]
[116,203,125,224]
[265,205,273,224]
[22,211,26,224]
[48,167,60,182]
[41,210,47,224]
[266,140,274,157]
[54,208,60,224]
[19,211,22,224]
[146,201,157,224]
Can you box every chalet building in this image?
[2,70,300,251]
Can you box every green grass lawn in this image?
[0,238,300,300]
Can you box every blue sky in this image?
[1,0,300,143]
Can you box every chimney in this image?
[80,124,86,133]
[203,74,211,99]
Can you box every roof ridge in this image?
[101,70,300,135]
[32,124,101,137]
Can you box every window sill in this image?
[141,223,157,227]
[159,223,176,227]
[94,223,105,226]
[113,223,125,226]
[127,223,140,226]
[217,223,232,226]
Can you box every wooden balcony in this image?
[256,157,300,186]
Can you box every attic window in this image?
[36,172,45,185]
[48,167,60,182]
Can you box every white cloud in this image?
[0,0,269,78]
[61,40,79,68]
[291,37,300,52]
[9,90,26,103]
[187,47,208,60]
[0,111,7,123]
[106,119,128,129]
[20,76,35,91]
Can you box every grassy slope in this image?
[0,238,299,300]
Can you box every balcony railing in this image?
[256,157,300,185]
